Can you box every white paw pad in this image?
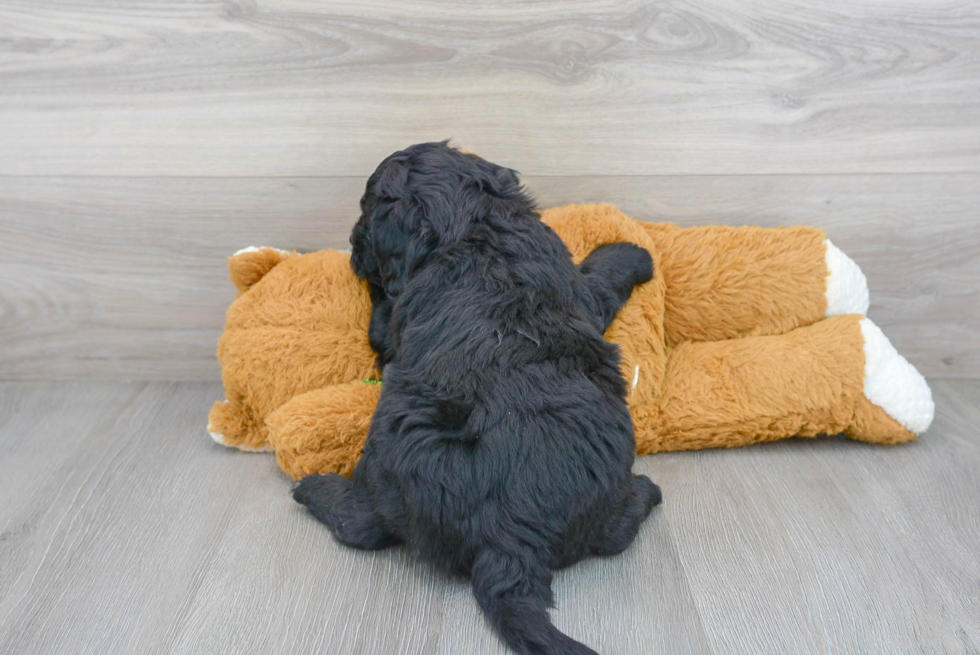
[825,239,870,316]
[207,425,271,452]
[860,318,934,434]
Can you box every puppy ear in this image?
[376,197,439,297]
[372,157,410,200]
[494,166,520,190]
[349,215,380,284]
[467,156,521,198]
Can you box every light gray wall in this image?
[1,1,977,379]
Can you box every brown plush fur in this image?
[210,249,377,452]
[208,204,914,479]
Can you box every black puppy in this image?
[294,142,661,655]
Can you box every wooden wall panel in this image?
[0,1,976,379]
[1,174,976,379]
[0,1,978,176]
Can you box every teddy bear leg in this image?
[265,382,382,479]
[848,317,934,441]
[639,314,932,454]
[641,222,869,345]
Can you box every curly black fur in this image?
[294,142,661,655]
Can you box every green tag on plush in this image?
[362,379,383,385]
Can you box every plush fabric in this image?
[208,203,933,479]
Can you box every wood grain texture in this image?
[0,0,978,176]
[651,379,980,654]
[2,174,977,379]
[1,2,976,650]
[0,379,977,654]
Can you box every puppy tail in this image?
[471,549,599,655]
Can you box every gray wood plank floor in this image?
[2,4,977,653]
[1,379,978,654]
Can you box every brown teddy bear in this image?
[208,203,934,479]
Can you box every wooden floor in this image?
[0,379,977,654]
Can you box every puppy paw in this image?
[632,474,662,515]
[292,474,349,531]
[611,242,655,288]
[294,474,400,550]
[293,473,348,505]
[581,242,654,293]
[590,475,661,557]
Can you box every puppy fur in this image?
[293,142,660,655]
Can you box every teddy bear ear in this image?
[227,246,298,294]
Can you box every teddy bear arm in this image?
[265,381,381,480]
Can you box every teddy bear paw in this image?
[207,426,272,452]
[824,239,870,317]
[861,318,934,435]
[207,427,271,451]
[208,427,228,445]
